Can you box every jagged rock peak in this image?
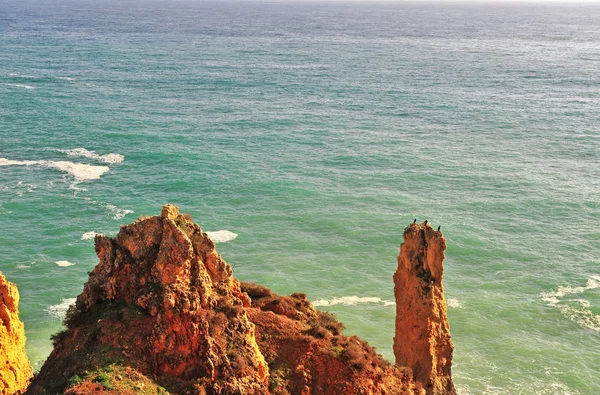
[0,271,33,394]
[77,204,250,315]
[29,205,267,394]
[393,222,456,395]
[162,203,179,220]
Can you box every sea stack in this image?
[393,222,456,395]
[0,272,33,394]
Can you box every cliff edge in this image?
[393,223,455,395]
[27,206,446,394]
[0,272,33,394]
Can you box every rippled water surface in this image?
[1,1,599,393]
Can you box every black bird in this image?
[437,226,441,232]
[413,219,417,224]
[424,220,428,225]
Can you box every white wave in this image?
[447,298,462,309]
[312,296,395,307]
[541,274,600,333]
[8,73,38,80]
[206,230,238,243]
[576,299,591,308]
[48,161,109,181]
[0,158,110,181]
[55,260,75,267]
[81,231,97,240]
[61,148,124,164]
[57,77,75,81]
[541,274,600,307]
[1,83,35,89]
[0,158,38,166]
[556,304,600,333]
[105,203,133,220]
[16,264,31,269]
[46,298,76,319]
[7,73,36,78]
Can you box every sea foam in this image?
[81,231,97,240]
[1,83,35,89]
[105,204,134,220]
[541,274,600,332]
[47,161,110,181]
[206,230,238,243]
[61,148,124,164]
[46,298,76,319]
[0,158,110,181]
[55,260,75,267]
[312,296,395,307]
[447,298,463,309]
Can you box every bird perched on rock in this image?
[413,219,417,224]
[424,220,428,225]
[437,226,441,232]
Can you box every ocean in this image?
[1,0,599,393]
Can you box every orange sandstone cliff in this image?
[23,206,454,394]
[28,205,268,394]
[393,223,456,395]
[0,272,33,394]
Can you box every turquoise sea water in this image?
[1,1,599,393]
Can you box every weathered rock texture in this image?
[393,223,456,395]
[28,205,445,395]
[0,272,33,395]
[28,205,268,394]
[242,282,422,395]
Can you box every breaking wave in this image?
[206,230,238,243]
[0,158,110,181]
[105,203,134,220]
[447,298,462,309]
[1,83,35,89]
[61,148,124,164]
[46,298,77,319]
[312,296,395,307]
[541,274,600,332]
[81,231,97,240]
[55,260,75,267]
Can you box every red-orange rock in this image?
[393,223,456,395]
[0,272,33,394]
[27,206,455,395]
[28,205,267,394]
[243,283,423,395]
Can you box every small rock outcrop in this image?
[393,223,456,395]
[242,282,422,394]
[0,272,33,394]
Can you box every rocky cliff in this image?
[28,205,268,394]
[393,223,455,395]
[22,206,454,394]
[0,272,33,394]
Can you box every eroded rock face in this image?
[0,272,33,394]
[393,223,456,395]
[242,282,423,395]
[28,206,455,395]
[29,205,267,394]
